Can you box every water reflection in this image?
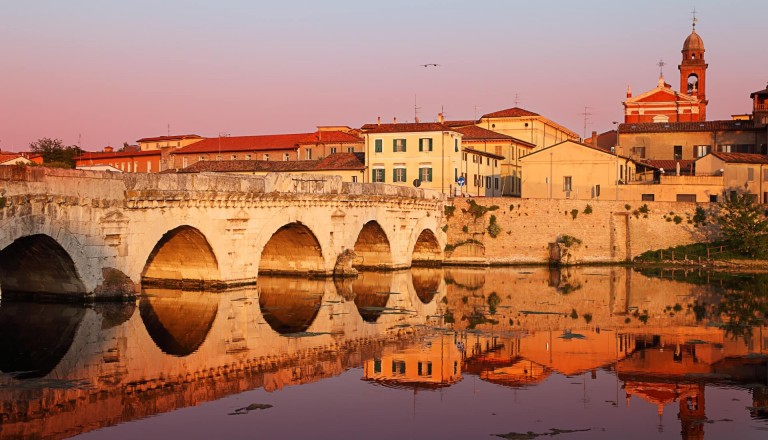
[258,276,324,334]
[0,301,85,379]
[139,288,218,356]
[0,266,766,440]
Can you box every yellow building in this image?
[137,134,204,151]
[452,125,535,197]
[520,140,645,200]
[477,107,580,152]
[695,151,768,202]
[363,120,462,195]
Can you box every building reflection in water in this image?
[0,266,766,439]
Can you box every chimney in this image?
[626,85,632,98]
[415,116,420,123]
[377,116,381,126]
[438,112,444,124]
[590,131,597,145]
[393,117,397,124]
[104,146,113,153]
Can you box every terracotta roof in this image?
[709,152,768,164]
[454,125,513,141]
[463,147,504,160]
[76,150,161,160]
[0,154,24,164]
[750,84,768,98]
[619,120,755,133]
[362,122,455,134]
[683,29,704,51]
[443,120,479,128]
[641,160,693,172]
[176,152,365,173]
[521,139,639,164]
[296,131,362,144]
[136,134,203,143]
[481,107,539,119]
[176,133,310,154]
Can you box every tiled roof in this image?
[709,152,768,164]
[750,85,768,98]
[619,120,755,133]
[176,133,311,154]
[362,123,455,134]
[641,160,693,172]
[176,152,366,173]
[136,134,203,143]
[480,107,539,119]
[0,154,24,164]
[76,150,161,160]
[454,125,513,141]
[296,131,362,144]
[522,139,638,163]
[443,120,478,128]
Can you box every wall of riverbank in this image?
[443,197,713,265]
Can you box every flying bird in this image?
[420,63,440,67]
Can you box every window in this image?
[719,145,732,153]
[454,168,458,181]
[199,156,206,161]
[418,361,432,377]
[594,184,601,198]
[374,139,383,153]
[263,153,270,161]
[673,145,683,160]
[419,138,433,152]
[695,145,711,158]
[485,176,491,188]
[494,178,499,189]
[632,146,646,158]
[563,176,572,192]
[392,360,406,375]
[393,138,406,152]
[231,155,237,160]
[306,148,312,160]
[393,167,407,182]
[330,147,337,154]
[374,359,382,374]
[463,152,467,161]
[216,155,222,160]
[147,161,152,173]
[486,157,490,165]
[641,194,655,201]
[419,167,433,182]
[454,138,459,152]
[351,175,358,183]
[495,145,502,156]
[372,168,385,183]
[245,154,252,160]
[677,194,696,202]
[283,153,290,161]
[748,167,755,181]
[710,195,719,203]
[347,147,354,153]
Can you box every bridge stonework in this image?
[0,167,447,299]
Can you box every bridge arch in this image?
[142,226,221,288]
[410,228,444,266]
[139,288,218,356]
[257,275,324,334]
[411,267,442,304]
[352,221,394,270]
[258,222,326,276]
[0,234,87,297]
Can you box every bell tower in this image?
[679,12,708,120]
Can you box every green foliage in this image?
[693,206,707,224]
[624,204,632,211]
[487,215,501,238]
[583,313,593,324]
[443,311,455,323]
[638,204,650,214]
[464,199,498,219]
[0,196,5,209]
[624,317,631,324]
[441,224,448,232]
[583,204,593,214]
[673,215,683,224]
[444,205,456,218]
[487,292,501,314]
[570,309,578,319]
[558,235,582,248]
[29,137,83,169]
[462,225,469,233]
[445,238,483,252]
[461,296,469,304]
[716,191,768,258]
[509,204,515,211]
[570,209,579,219]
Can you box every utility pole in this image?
[580,107,593,140]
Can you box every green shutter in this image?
[428,168,433,182]
[419,138,423,152]
[403,168,407,181]
[393,139,396,152]
[392,169,397,181]
[375,139,382,153]
[402,139,406,152]
[428,139,433,151]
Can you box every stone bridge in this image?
[0,167,447,300]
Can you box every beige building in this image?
[137,134,204,151]
[476,107,580,151]
[0,153,33,166]
[452,125,534,197]
[363,121,462,195]
[520,140,647,200]
[695,151,768,202]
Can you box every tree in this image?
[29,138,83,169]
[716,191,768,258]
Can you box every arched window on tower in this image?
[687,74,699,94]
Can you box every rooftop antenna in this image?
[78,133,82,149]
[580,106,593,139]
[514,93,520,107]
[657,59,666,78]
[473,105,480,120]
[414,94,421,122]
[167,123,170,136]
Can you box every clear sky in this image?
[1,0,766,151]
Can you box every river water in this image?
[0,266,766,439]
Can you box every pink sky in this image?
[2,0,767,152]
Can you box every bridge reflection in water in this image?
[0,267,766,439]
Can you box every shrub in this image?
[558,235,582,247]
[466,199,498,219]
[673,215,683,224]
[444,205,456,218]
[583,313,593,324]
[487,215,501,238]
[441,224,448,232]
[570,309,578,319]
[570,209,579,219]
[625,204,632,211]
[638,204,650,214]
[583,204,593,214]
[693,205,706,224]
[462,225,468,233]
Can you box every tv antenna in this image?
[514,93,520,107]
[414,94,421,122]
[580,106,593,139]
